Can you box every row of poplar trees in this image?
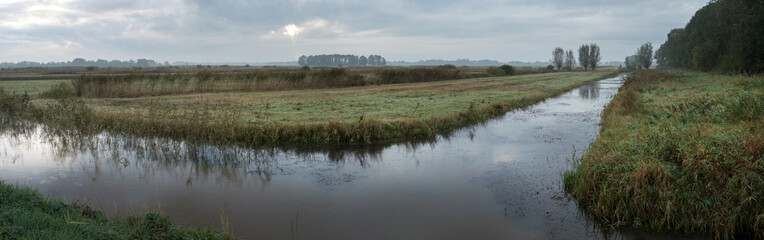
[552,44,601,71]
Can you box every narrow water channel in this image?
[1,74,655,239]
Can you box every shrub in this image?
[0,88,30,116]
[374,68,463,84]
[499,65,515,75]
[38,82,76,99]
[486,65,515,76]
[486,66,505,76]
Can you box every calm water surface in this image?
[1,74,686,239]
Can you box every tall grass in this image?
[73,68,366,98]
[72,67,469,98]
[564,70,764,239]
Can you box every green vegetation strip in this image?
[564,70,763,238]
[0,182,231,239]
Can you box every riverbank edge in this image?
[563,69,763,239]
[0,181,233,239]
[6,70,624,148]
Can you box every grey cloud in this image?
[0,0,707,62]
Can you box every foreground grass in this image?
[3,70,618,146]
[564,70,763,238]
[0,182,231,239]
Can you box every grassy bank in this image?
[564,70,763,238]
[0,182,231,239]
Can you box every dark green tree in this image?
[553,47,564,70]
[578,45,590,70]
[637,42,653,69]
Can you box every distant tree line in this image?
[551,44,600,71]
[0,58,166,68]
[655,0,764,73]
[298,54,387,67]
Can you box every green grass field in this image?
[0,182,231,239]
[564,70,763,238]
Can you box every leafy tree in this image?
[564,50,576,70]
[637,42,653,69]
[588,43,601,70]
[624,55,640,70]
[552,47,564,70]
[654,0,764,73]
[578,45,590,70]
[499,64,515,75]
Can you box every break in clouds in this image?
[0,0,707,63]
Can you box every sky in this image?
[0,0,708,63]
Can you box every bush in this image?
[38,82,76,99]
[374,68,463,84]
[486,66,504,76]
[0,88,30,116]
[546,65,555,71]
[486,65,516,76]
[499,65,515,75]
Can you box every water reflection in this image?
[1,116,459,187]
[578,81,601,99]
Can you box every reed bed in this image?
[73,68,367,98]
[71,67,469,98]
[564,70,764,239]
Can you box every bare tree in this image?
[564,50,576,70]
[578,44,590,70]
[637,42,653,69]
[552,47,564,70]
[589,43,601,70]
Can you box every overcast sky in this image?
[0,0,708,63]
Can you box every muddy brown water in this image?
[0,74,697,239]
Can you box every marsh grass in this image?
[72,67,468,98]
[0,182,233,239]
[564,70,764,238]
[73,68,368,98]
